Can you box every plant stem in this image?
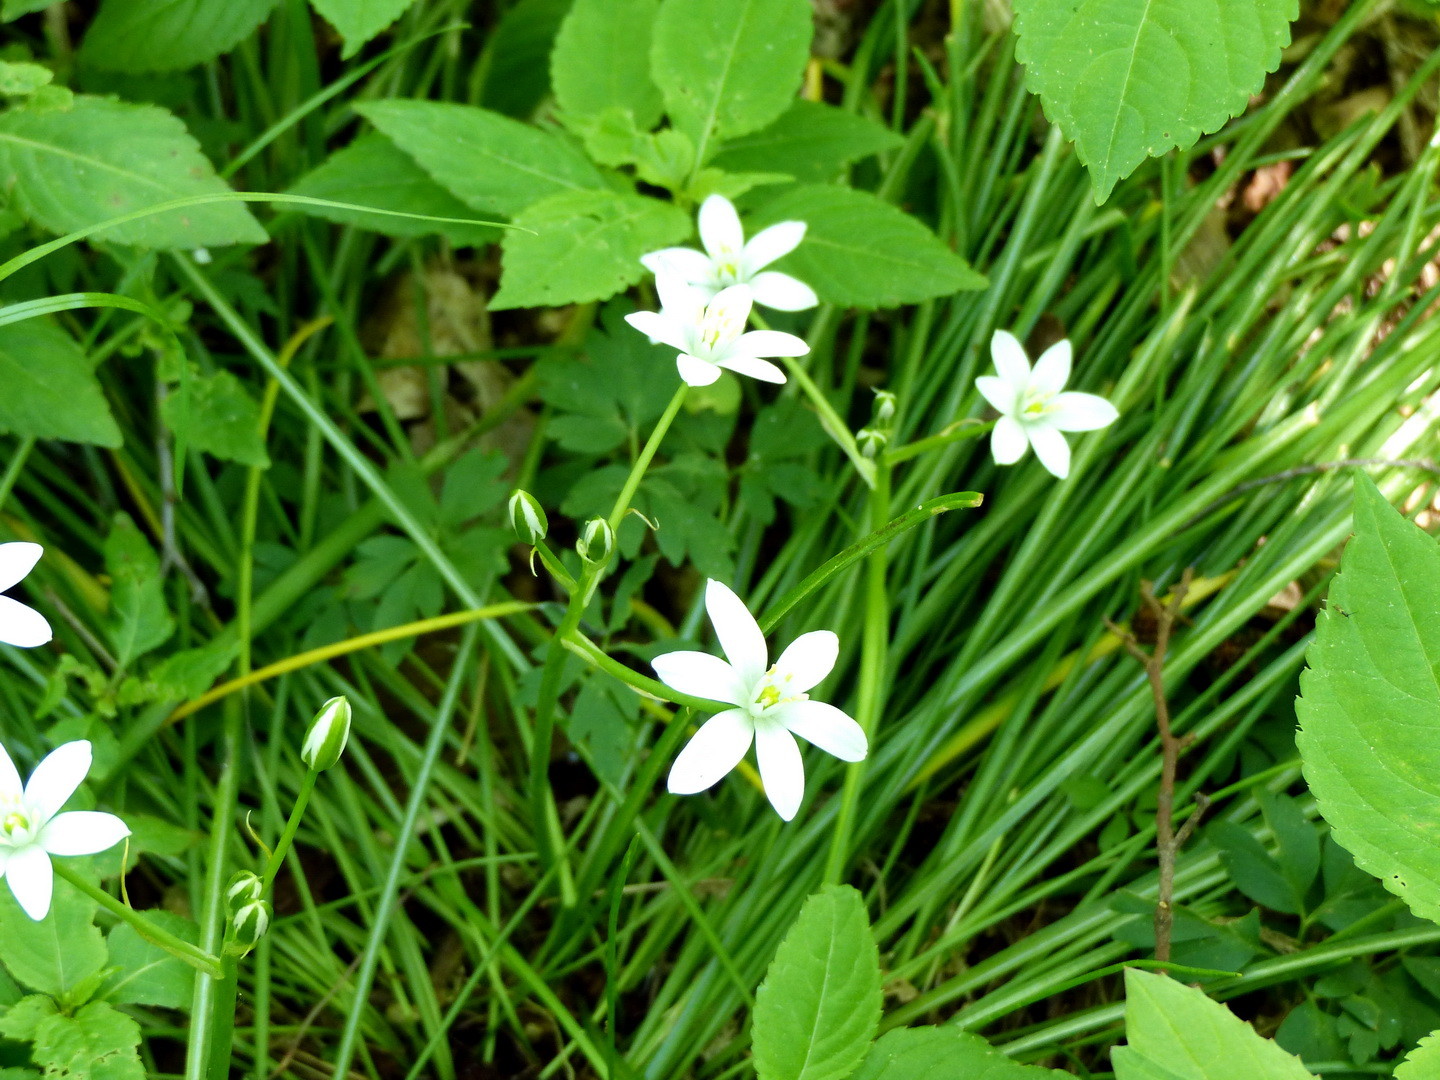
[261,769,318,892]
[609,385,688,531]
[52,863,223,978]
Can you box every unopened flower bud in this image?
[226,871,264,914]
[576,518,615,566]
[872,389,897,427]
[508,489,548,545]
[301,696,351,773]
[857,427,887,459]
[226,900,271,957]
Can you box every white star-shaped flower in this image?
[652,580,867,821]
[0,740,130,920]
[0,542,51,648]
[641,194,818,311]
[625,276,809,388]
[975,330,1119,480]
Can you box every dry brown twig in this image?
[1104,568,1211,963]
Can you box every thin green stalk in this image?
[261,770,318,891]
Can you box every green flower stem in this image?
[563,630,731,714]
[607,384,688,531]
[52,863,223,979]
[823,458,892,884]
[884,419,993,465]
[261,769,318,893]
[531,539,576,591]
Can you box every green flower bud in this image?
[226,871,264,914]
[226,899,271,957]
[872,389,897,427]
[301,695,352,773]
[576,518,615,566]
[857,427,887,459]
[507,489,548,545]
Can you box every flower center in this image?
[716,258,741,284]
[698,300,745,353]
[750,666,807,715]
[1,806,31,842]
[1020,388,1055,418]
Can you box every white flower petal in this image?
[641,247,715,285]
[651,651,745,705]
[1028,423,1072,479]
[667,709,754,795]
[728,329,809,359]
[656,272,707,325]
[676,354,722,387]
[1031,339,1073,396]
[975,375,1017,415]
[706,283,755,336]
[742,221,806,274]
[772,700,867,762]
[0,743,21,801]
[1047,391,1118,432]
[22,741,92,826]
[0,542,42,593]
[991,415,1029,466]
[747,271,818,311]
[625,311,691,353]
[0,595,50,649]
[698,194,745,258]
[704,580,767,684]
[771,630,838,694]
[5,844,53,921]
[755,721,804,821]
[717,355,787,384]
[990,330,1031,387]
[39,811,130,857]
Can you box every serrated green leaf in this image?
[751,185,986,308]
[650,0,813,164]
[0,881,107,999]
[753,884,881,1080]
[711,101,903,182]
[0,320,120,447]
[105,513,174,667]
[355,99,604,217]
[1397,1031,1440,1079]
[160,369,269,467]
[0,62,52,97]
[1113,969,1316,1079]
[101,914,197,1010]
[477,0,573,118]
[79,0,279,72]
[0,95,267,248]
[27,999,144,1080]
[1296,476,1440,923]
[285,133,500,246]
[491,190,688,310]
[852,1027,1068,1080]
[551,0,663,127]
[1012,0,1297,202]
[310,0,418,57]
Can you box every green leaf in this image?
[650,0,813,164]
[310,0,418,57]
[285,133,500,246]
[0,881,107,999]
[1296,475,1440,923]
[1208,820,1303,915]
[752,884,881,1080]
[26,999,144,1080]
[0,320,121,447]
[490,189,688,310]
[0,95,267,248]
[711,101,903,183]
[477,0,573,118]
[79,0,279,73]
[355,99,604,217]
[0,62,53,97]
[1,0,51,20]
[1113,969,1316,1079]
[852,1027,1068,1080]
[160,369,270,467]
[1012,0,1297,202]
[551,0,663,127]
[751,185,986,308]
[105,513,174,667]
[1397,1031,1440,1079]
[101,913,198,1010]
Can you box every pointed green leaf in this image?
[79,0,279,72]
[0,95,267,248]
[650,0,813,165]
[26,999,144,1080]
[1397,1032,1440,1079]
[1013,0,1297,202]
[0,320,120,447]
[552,0,663,127]
[160,369,270,467]
[101,914,198,1010]
[751,185,986,309]
[105,513,174,667]
[355,99,604,217]
[491,190,688,310]
[1114,969,1315,1079]
[0,880,107,999]
[712,101,903,183]
[1296,475,1440,923]
[310,0,418,57]
[853,1027,1068,1080]
[752,884,881,1080]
